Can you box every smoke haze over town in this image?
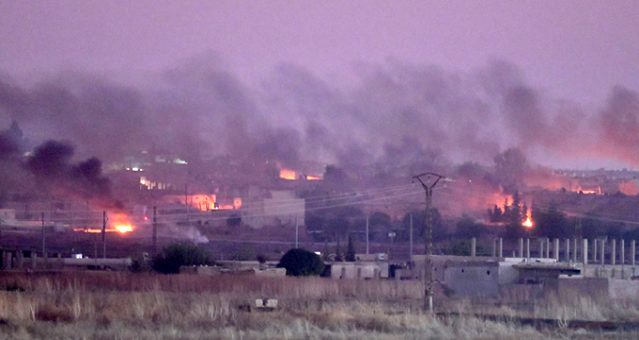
[1,1,639,172]
[1,56,639,173]
[5,3,639,337]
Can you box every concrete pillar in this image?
[539,239,544,258]
[526,238,530,259]
[31,253,37,270]
[3,252,12,270]
[593,239,598,264]
[612,239,617,266]
[565,239,571,262]
[519,238,524,258]
[553,239,560,261]
[546,238,551,259]
[582,239,588,267]
[573,238,578,263]
[16,251,23,269]
[498,238,503,258]
[621,239,626,278]
[492,239,496,257]
[632,240,636,266]
[601,240,606,266]
[471,237,476,257]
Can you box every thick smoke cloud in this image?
[599,86,639,163]
[0,56,638,179]
[23,140,119,208]
[27,140,119,207]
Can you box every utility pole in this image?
[41,212,46,256]
[102,211,107,259]
[295,216,299,248]
[365,214,370,255]
[184,184,190,225]
[409,213,414,259]
[413,172,445,313]
[152,206,158,254]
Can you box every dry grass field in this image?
[0,272,637,339]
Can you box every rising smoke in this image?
[0,55,638,179]
[25,140,119,208]
[0,126,120,208]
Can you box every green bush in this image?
[277,248,324,276]
[152,242,212,274]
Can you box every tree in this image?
[494,148,528,192]
[152,242,212,274]
[345,235,356,261]
[449,240,489,256]
[401,209,446,241]
[498,191,529,240]
[488,204,503,223]
[226,214,241,227]
[277,248,324,276]
[533,205,571,238]
[369,211,391,227]
[455,215,485,238]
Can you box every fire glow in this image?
[73,226,133,234]
[73,213,135,235]
[522,209,534,229]
[279,168,297,180]
[279,167,322,181]
[178,194,242,211]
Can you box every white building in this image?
[242,190,305,229]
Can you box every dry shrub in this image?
[34,304,74,322]
[1,272,638,338]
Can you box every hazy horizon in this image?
[2,1,639,171]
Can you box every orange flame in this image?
[233,197,242,209]
[114,224,133,234]
[522,209,534,229]
[72,212,135,234]
[279,168,297,180]
[111,213,134,234]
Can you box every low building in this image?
[328,261,389,280]
[410,255,581,298]
[242,190,305,229]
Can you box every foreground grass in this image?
[0,272,636,339]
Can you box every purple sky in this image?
[1,1,637,104]
[1,1,639,170]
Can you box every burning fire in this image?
[279,167,322,181]
[73,212,135,234]
[233,197,242,209]
[187,194,217,211]
[279,168,297,180]
[522,209,534,229]
[114,224,133,234]
[111,213,134,234]
[572,185,601,195]
[173,194,242,211]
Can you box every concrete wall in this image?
[443,264,500,297]
[330,262,389,279]
[609,278,639,300]
[582,265,639,279]
[556,277,609,302]
[0,208,16,220]
[498,261,520,285]
[242,190,305,228]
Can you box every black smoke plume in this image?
[1,55,638,181]
[25,140,120,208]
